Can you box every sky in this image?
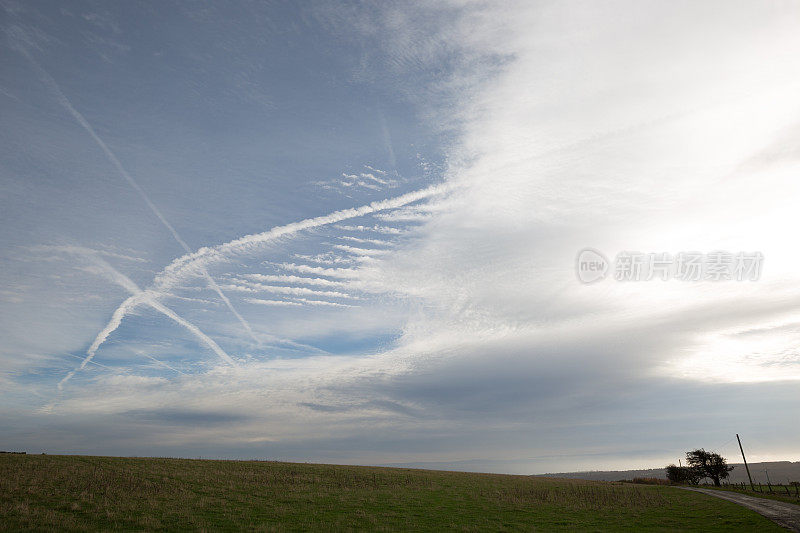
[1,0,799,474]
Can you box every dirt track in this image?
[678,487,800,531]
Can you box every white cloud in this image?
[240,273,349,288]
[314,165,400,192]
[335,224,405,235]
[245,298,303,307]
[221,281,355,300]
[6,1,800,470]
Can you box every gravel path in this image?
[677,486,800,531]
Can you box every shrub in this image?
[665,465,701,485]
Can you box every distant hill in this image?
[538,461,800,484]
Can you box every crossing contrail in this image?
[57,250,236,388]
[13,23,454,363]
[46,246,326,382]
[59,291,236,388]
[81,183,452,357]
[12,34,262,347]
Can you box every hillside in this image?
[0,454,784,531]
[540,462,800,484]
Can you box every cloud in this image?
[330,244,391,256]
[373,207,432,222]
[5,1,800,471]
[338,236,391,246]
[152,182,451,291]
[240,274,349,288]
[277,264,360,279]
[314,167,399,192]
[64,0,800,439]
[336,225,405,235]
[10,30,263,349]
[221,281,355,300]
[245,298,303,307]
[135,351,186,375]
[52,249,236,388]
[123,408,249,426]
[76,182,450,362]
[290,298,355,308]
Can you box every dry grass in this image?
[627,477,673,486]
[0,454,784,531]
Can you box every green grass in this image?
[0,454,784,531]
[702,483,800,506]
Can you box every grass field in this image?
[0,454,784,531]
[702,483,800,506]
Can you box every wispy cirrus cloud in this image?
[8,26,263,352]
[4,0,800,473]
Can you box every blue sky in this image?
[2,1,800,474]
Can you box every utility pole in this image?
[737,433,754,491]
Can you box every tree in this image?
[665,464,701,485]
[685,449,734,486]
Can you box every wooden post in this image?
[736,434,755,491]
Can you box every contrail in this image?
[60,247,326,368]
[136,350,186,375]
[57,251,236,388]
[61,293,140,387]
[85,183,452,358]
[12,36,262,347]
[145,297,235,364]
[153,183,451,291]
[63,352,115,371]
[59,292,235,388]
